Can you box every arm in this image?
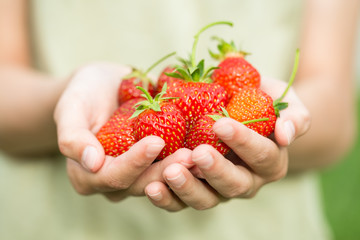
[289,0,360,171]
[0,0,67,155]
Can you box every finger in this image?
[260,77,311,146]
[145,181,186,212]
[213,118,288,179]
[128,148,193,196]
[192,144,261,198]
[163,163,221,210]
[95,136,165,192]
[274,88,311,146]
[55,103,106,173]
[103,191,128,202]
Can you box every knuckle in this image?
[58,134,73,156]
[251,148,271,169]
[223,183,252,198]
[102,175,131,190]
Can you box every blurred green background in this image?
[320,98,360,239]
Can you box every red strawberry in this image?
[96,98,143,157]
[114,97,143,116]
[210,37,260,98]
[185,111,231,155]
[131,84,186,160]
[118,76,156,104]
[164,22,232,129]
[118,52,176,104]
[96,113,136,157]
[165,79,228,129]
[226,49,300,137]
[185,108,268,155]
[226,88,277,137]
[157,65,181,92]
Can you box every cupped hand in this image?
[54,63,131,172]
[54,63,194,200]
[145,77,311,211]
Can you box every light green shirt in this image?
[0,1,332,239]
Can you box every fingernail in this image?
[284,120,295,145]
[213,120,234,140]
[82,146,98,171]
[192,152,214,169]
[147,191,163,201]
[146,143,165,158]
[167,172,186,188]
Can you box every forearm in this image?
[0,66,68,155]
[288,0,360,171]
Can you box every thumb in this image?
[54,99,106,173]
[274,89,311,146]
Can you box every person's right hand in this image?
[54,63,194,201]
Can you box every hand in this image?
[144,77,311,211]
[54,63,195,200]
[67,137,193,201]
[54,63,131,172]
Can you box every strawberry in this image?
[185,108,268,155]
[96,98,143,157]
[164,22,232,129]
[210,37,260,98]
[185,110,230,155]
[118,52,176,104]
[226,88,277,137]
[226,49,300,137]
[113,97,143,116]
[96,113,136,157]
[165,79,228,129]
[131,84,186,160]
[157,65,180,92]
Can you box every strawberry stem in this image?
[273,49,300,117]
[275,49,300,104]
[137,86,154,104]
[144,52,176,75]
[241,118,269,125]
[191,21,233,68]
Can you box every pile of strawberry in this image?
[96,21,299,160]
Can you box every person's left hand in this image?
[144,77,311,211]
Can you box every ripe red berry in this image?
[226,49,300,137]
[185,112,231,155]
[226,88,277,137]
[131,84,186,160]
[210,37,260,98]
[118,52,176,104]
[96,113,136,157]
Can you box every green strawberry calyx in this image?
[124,51,176,90]
[273,48,300,117]
[209,36,250,61]
[165,21,233,83]
[129,83,177,119]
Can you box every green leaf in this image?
[203,66,219,79]
[164,72,184,80]
[176,68,192,81]
[129,109,146,119]
[208,49,221,60]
